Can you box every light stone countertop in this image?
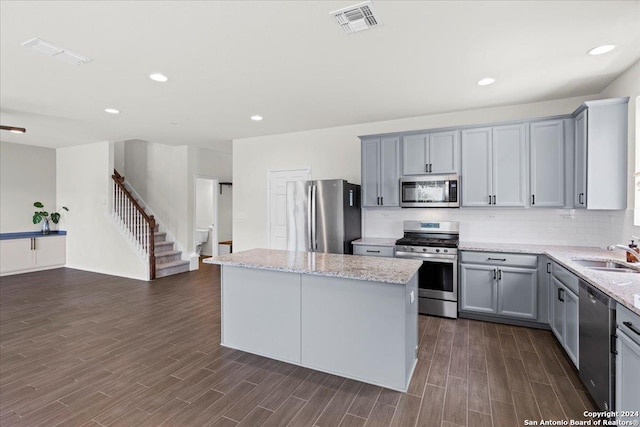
[460,242,640,315]
[204,248,422,285]
[352,237,400,247]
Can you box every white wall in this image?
[57,141,148,280]
[232,94,599,251]
[124,140,190,257]
[123,142,232,262]
[0,141,57,233]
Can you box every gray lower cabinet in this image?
[459,252,537,320]
[530,119,565,207]
[460,263,497,314]
[353,244,394,258]
[361,136,400,207]
[550,263,579,367]
[616,303,640,420]
[461,124,527,207]
[402,130,459,175]
[573,97,629,210]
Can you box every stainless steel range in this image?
[395,220,459,318]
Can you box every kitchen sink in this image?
[573,259,639,273]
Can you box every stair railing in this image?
[112,169,156,280]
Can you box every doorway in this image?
[195,177,218,257]
[267,168,310,249]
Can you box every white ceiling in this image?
[1,1,639,152]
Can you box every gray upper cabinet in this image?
[461,124,526,207]
[362,138,381,207]
[493,124,527,207]
[530,120,565,207]
[361,136,400,207]
[461,127,492,206]
[573,97,629,210]
[402,134,428,175]
[402,130,459,175]
[574,110,587,207]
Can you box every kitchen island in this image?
[204,249,422,391]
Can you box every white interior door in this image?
[268,168,310,249]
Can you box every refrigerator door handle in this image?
[307,184,313,251]
[311,185,317,251]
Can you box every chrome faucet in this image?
[607,244,639,263]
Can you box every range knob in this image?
[422,248,427,252]
[444,249,448,253]
[409,247,415,252]
[436,249,440,253]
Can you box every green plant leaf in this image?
[34,201,44,208]
[51,213,60,223]
[62,206,69,211]
[41,211,49,217]
[33,213,42,224]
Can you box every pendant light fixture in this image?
[0,125,27,134]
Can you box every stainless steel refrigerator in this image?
[286,179,361,254]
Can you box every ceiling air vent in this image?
[21,38,92,65]
[330,1,382,34]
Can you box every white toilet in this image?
[195,228,209,255]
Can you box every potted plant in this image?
[32,202,69,234]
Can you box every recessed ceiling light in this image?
[251,115,263,121]
[149,73,168,82]
[105,108,120,114]
[477,78,496,86]
[588,44,615,56]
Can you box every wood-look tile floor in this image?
[0,263,596,426]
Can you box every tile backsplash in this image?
[363,207,639,248]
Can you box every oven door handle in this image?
[395,252,458,262]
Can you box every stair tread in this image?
[155,250,181,257]
[156,259,190,269]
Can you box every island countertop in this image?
[204,248,422,285]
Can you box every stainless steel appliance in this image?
[400,174,459,208]
[286,179,361,254]
[579,280,616,411]
[395,220,459,318]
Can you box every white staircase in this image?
[112,170,190,280]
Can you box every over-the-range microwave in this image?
[400,174,459,208]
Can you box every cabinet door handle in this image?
[558,287,565,302]
[31,238,34,250]
[623,321,640,336]
[493,269,497,280]
[497,269,502,280]
[377,196,380,205]
[380,197,383,205]
[579,193,584,205]
[366,250,381,253]
[488,195,492,205]
[429,163,432,173]
[487,257,506,261]
[531,195,535,205]
[492,195,496,205]
[426,164,429,173]
[547,262,551,274]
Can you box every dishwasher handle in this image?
[623,321,640,336]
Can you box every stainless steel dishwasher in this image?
[579,280,616,411]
